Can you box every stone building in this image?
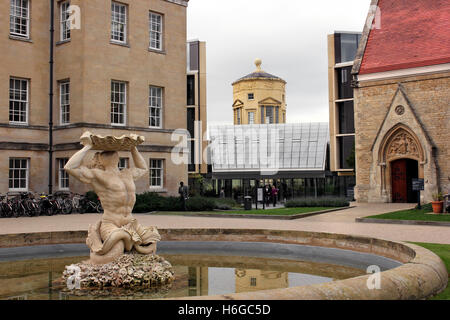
[1,0,191,196]
[232,59,287,125]
[352,0,450,203]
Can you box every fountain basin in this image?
[0,229,447,300]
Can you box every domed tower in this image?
[232,59,287,125]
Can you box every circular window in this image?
[395,105,405,115]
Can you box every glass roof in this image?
[209,123,329,173]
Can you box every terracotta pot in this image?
[431,201,443,214]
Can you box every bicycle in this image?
[22,192,40,217]
[70,193,84,213]
[79,195,103,213]
[38,193,54,216]
[0,195,13,218]
[54,192,73,215]
[9,193,27,218]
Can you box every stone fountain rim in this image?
[0,228,447,300]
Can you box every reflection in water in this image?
[0,254,365,300]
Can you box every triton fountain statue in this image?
[60,131,173,291]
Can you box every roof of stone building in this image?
[233,59,286,85]
[358,0,450,75]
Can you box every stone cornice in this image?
[53,123,176,134]
[163,0,189,7]
[0,141,185,154]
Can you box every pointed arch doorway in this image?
[378,124,425,203]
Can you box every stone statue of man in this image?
[65,132,160,265]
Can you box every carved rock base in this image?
[59,253,174,294]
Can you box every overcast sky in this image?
[187,0,371,127]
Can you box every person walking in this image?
[178,181,189,211]
[265,185,271,207]
[271,185,279,207]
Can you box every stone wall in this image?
[0,0,188,196]
[354,72,450,202]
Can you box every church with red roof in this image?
[351,0,449,205]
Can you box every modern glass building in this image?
[327,31,362,198]
[208,123,348,200]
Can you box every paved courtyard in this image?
[0,202,449,244]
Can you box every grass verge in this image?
[412,242,450,300]
[366,203,450,222]
[152,207,335,217]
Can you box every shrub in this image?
[133,192,182,212]
[132,193,237,213]
[215,203,232,210]
[285,197,349,208]
[85,191,99,202]
[214,197,241,209]
[186,196,216,211]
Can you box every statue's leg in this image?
[88,240,125,265]
[99,229,134,253]
[134,242,157,255]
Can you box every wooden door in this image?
[391,159,407,203]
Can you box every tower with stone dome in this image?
[232,59,287,125]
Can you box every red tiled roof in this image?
[359,0,450,75]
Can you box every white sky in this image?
[187,0,371,126]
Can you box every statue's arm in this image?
[64,145,95,184]
[130,146,148,180]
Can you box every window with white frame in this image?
[60,81,70,124]
[111,2,127,43]
[248,93,254,100]
[9,78,28,124]
[118,158,128,170]
[60,1,71,41]
[149,86,162,128]
[149,12,162,50]
[58,158,69,189]
[248,112,255,124]
[111,81,126,125]
[10,0,30,38]
[9,158,28,191]
[149,159,163,188]
[235,108,241,125]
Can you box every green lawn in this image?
[152,207,335,217]
[412,242,450,300]
[366,204,450,222]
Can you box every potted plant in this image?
[431,192,444,214]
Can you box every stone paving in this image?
[0,202,449,244]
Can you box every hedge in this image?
[285,197,350,208]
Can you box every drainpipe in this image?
[48,0,54,194]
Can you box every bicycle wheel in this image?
[13,203,24,218]
[25,201,35,217]
[61,199,72,215]
[96,202,103,213]
[40,202,53,216]
[3,204,13,218]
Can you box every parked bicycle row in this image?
[0,192,103,218]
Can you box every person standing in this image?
[271,185,278,207]
[179,181,189,211]
[265,185,271,207]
